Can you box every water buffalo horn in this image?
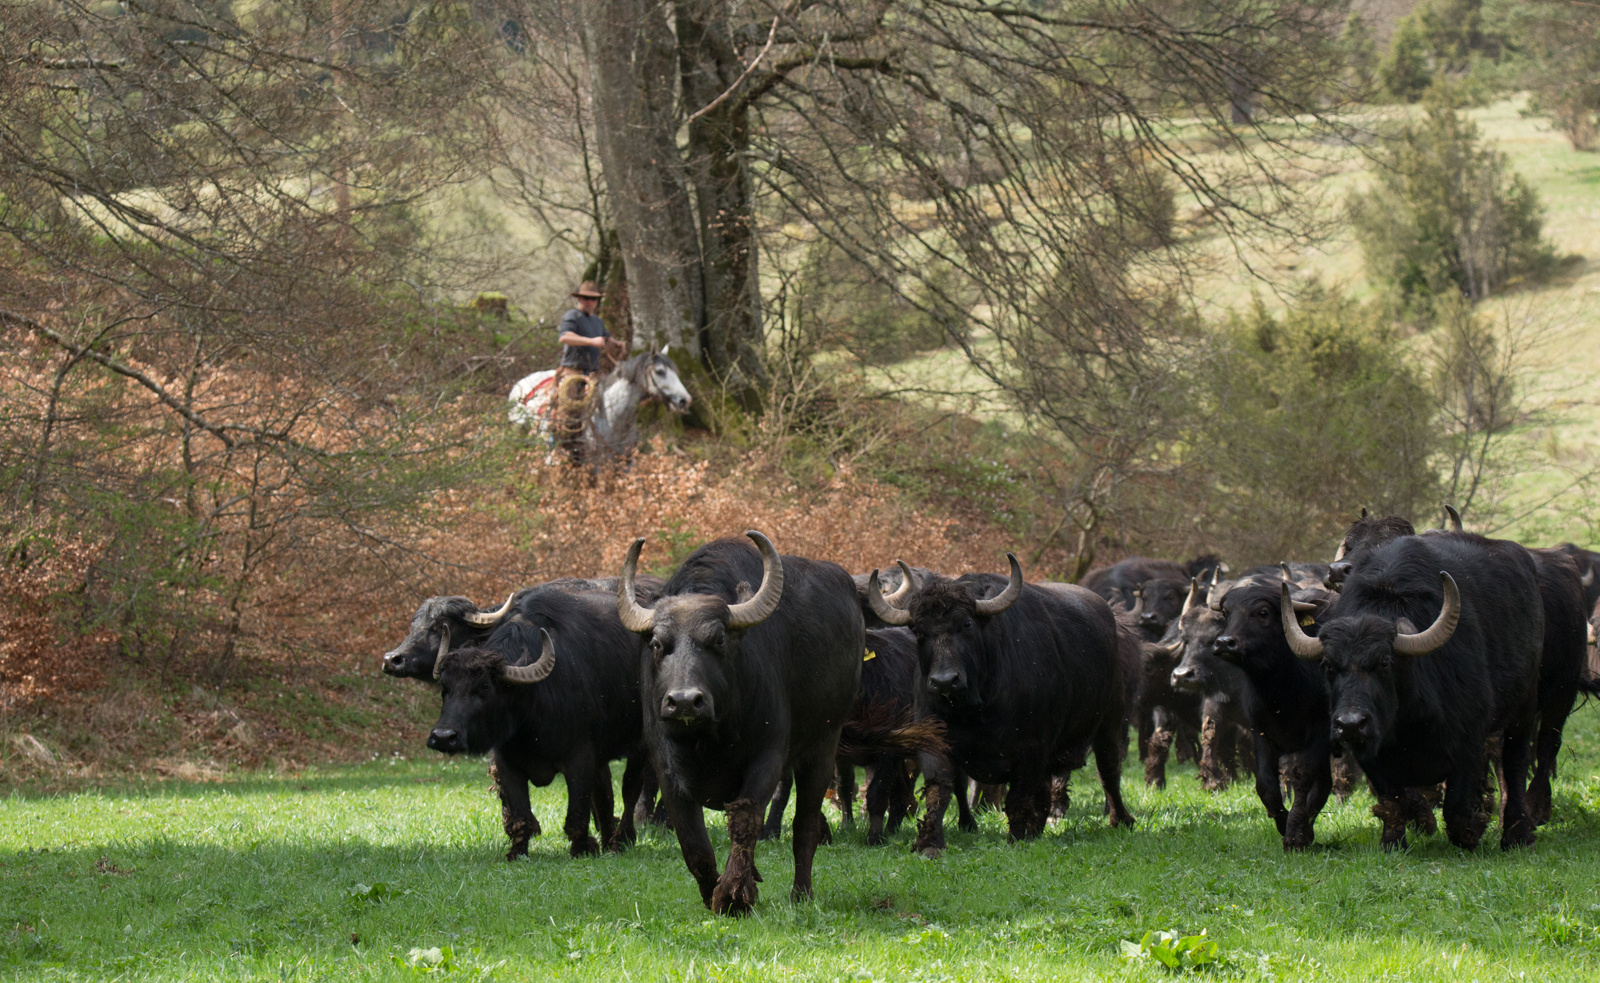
[1588,621,1596,645]
[1581,566,1594,588]
[504,629,557,684]
[1392,572,1461,656]
[1180,577,1202,618]
[867,568,914,626]
[617,538,657,633]
[1126,588,1144,621]
[1165,637,1185,655]
[431,624,451,679]
[1443,504,1463,532]
[885,560,917,605]
[1360,506,1368,519]
[463,592,517,627]
[973,553,1024,616]
[727,531,785,629]
[1279,562,1292,582]
[1280,582,1325,660]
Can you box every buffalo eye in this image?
[711,630,726,649]
[1255,605,1270,619]
[649,637,665,659]
[963,619,974,632]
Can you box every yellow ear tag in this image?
[1299,615,1316,628]
[863,649,877,661]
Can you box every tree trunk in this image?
[579,0,704,358]
[677,0,767,405]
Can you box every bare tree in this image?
[0,0,509,679]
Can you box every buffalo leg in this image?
[1528,690,1576,827]
[662,791,719,908]
[1198,711,1230,792]
[613,752,646,849]
[1438,759,1489,851]
[836,762,857,825]
[491,753,540,861]
[1094,715,1135,828]
[864,758,890,845]
[953,765,979,832]
[886,760,917,834]
[1251,734,1288,838]
[589,759,618,853]
[912,750,954,856]
[1498,720,1538,850]
[761,770,792,841]
[711,749,785,916]
[790,743,836,902]
[1003,773,1048,840]
[1282,747,1331,851]
[561,751,601,857]
[1143,723,1174,789]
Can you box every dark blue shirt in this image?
[557,308,609,372]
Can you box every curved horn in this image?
[431,624,452,680]
[1180,577,1202,618]
[1279,562,1292,583]
[1581,565,1594,588]
[1588,621,1596,645]
[617,538,657,633]
[1392,572,1461,657]
[1126,588,1144,621]
[463,591,517,627]
[727,531,785,629]
[1280,582,1325,660]
[1360,506,1368,519]
[884,560,917,605]
[1443,504,1463,533]
[867,569,913,626]
[504,629,557,684]
[973,553,1024,617]
[1165,637,1185,654]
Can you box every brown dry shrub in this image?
[0,521,115,711]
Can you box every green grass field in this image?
[6,703,1600,982]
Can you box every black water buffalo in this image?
[1166,577,1258,791]
[1522,547,1594,825]
[1325,510,1418,588]
[382,576,665,680]
[760,626,940,845]
[1553,543,1599,612]
[1207,576,1341,849]
[855,562,939,630]
[1081,554,1225,612]
[868,555,1133,855]
[426,585,648,859]
[1329,510,1594,828]
[1281,532,1543,850]
[617,532,863,915]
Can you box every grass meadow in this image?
[5,702,1600,982]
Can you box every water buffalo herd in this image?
[382,510,1600,915]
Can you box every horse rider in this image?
[551,280,624,458]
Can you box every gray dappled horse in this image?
[508,350,692,464]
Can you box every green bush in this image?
[1349,94,1554,315]
[1379,0,1511,102]
[1184,285,1442,564]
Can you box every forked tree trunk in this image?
[579,0,704,358]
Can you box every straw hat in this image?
[571,280,604,299]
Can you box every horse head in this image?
[637,351,692,414]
